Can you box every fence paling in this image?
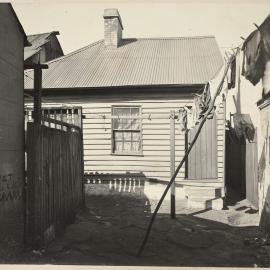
[26,122,84,246]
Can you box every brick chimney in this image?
[103,8,123,48]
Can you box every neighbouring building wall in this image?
[0,5,25,248]
[226,50,270,228]
[258,100,270,230]
[25,34,64,65]
[44,34,64,62]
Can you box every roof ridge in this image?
[47,39,103,64]
[25,39,104,73]
[123,35,215,40]
[27,31,59,37]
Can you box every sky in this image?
[10,0,270,55]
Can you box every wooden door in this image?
[186,115,217,180]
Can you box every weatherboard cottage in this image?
[25,8,225,209]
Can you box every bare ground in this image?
[12,183,270,267]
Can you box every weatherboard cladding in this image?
[24,36,223,89]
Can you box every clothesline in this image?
[137,51,237,257]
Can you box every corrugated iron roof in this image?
[24,31,61,61]
[24,36,223,89]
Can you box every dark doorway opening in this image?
[225,128,258,208]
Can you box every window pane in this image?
[123,141,132,152]
[113,107,130,116]
[131,108,140,116]
[114,131,122,140]
[121,118,128,129]
[132,132,141,141]
[113,119,119,129]
[133,141,141,152]
[123,132,131,140]
[131,119,140,130]
[114,141,122,152]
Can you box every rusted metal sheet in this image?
[25,36,223,89]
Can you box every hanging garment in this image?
[178,107,187,133]
[228,57,236,89]
[262,61,270,96]
[242,29,265,85]
[185,106,196,130]
[194,83,211,121]
[259,15,270,95]
[233,113,255,142]
[259,14,270,61]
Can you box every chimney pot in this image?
[103,8,123,48]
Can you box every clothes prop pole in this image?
[136,54,235,257]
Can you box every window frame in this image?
[111,105,143,156]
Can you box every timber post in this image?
[24,63,48,124]
[33,68,42,124]
[170,110,176,219]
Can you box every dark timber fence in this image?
[25,117,84,247]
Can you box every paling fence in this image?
[25,116,84,247]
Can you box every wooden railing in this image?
[25,118,84,247]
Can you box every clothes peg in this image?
[253,23,260,30]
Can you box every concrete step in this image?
[185,186,223,198]
[187,197,224,210]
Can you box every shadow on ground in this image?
[15,182,268,267]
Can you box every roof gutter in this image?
[24,84,206,97]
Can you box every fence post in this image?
[170,110,176,218]
[27,64,48,124]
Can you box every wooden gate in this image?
[186,115,217,180]
[25,117,84,246]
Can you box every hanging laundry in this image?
[259,15,270,95]
[228,57,236,89]
[233,113,255,142]
[242,29,265,86]
[178,107,187,133]
[184,106,196,130]
[194,83,211,120]
[259,15,270,60]
[262,61,270,96]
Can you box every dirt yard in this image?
[8,183,270,267]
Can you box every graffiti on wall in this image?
[0,174,22,202]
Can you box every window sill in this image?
[111,152,144,157]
